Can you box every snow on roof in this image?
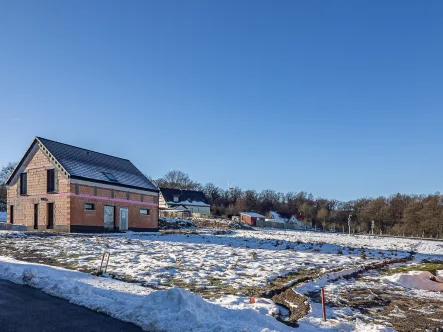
[0,212,6,222]
[167,200,210,207]
[160,188,209,205]
[240,212,265,218]
[270,211,288,221]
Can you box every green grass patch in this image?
[383,261,443,276]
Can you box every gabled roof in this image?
[269,211,288,221]
[240,212,265,218]
[7,137,158,192]
[159,187,209,206]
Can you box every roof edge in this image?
[6,138,38,186]
[36,136,131,162]
[70,175,159,193]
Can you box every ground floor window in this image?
[10,205,14,224]
[140,208,150,215]
[85,203,95,211]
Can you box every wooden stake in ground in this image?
[321,288,327,321]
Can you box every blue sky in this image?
[0,1,442,201]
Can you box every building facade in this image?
[239,212,265,226]
[159,187,210,217]
[6,137,159,232]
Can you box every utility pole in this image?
[348,214,352,235]
[371,220,375,235]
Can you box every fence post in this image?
[321,288,327,321]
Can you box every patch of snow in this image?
[354,319,395,331]
[382,271,443,292]
[0,211,6,222]
[213,295,281,316]
[241,212,266,218]
[0,256,292,332]
[167,200,210,207]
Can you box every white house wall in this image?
[186,206,211,217]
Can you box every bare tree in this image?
[155,170,201,190]
[0,162,17,212]
[317,207,329,231]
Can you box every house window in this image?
[20,173,27,195]
[140,209,150,216]
[173,195,179,202]
[47,169,55,192]
[103,172,118,182]
[85,203,95,211]
[241,215,245,221]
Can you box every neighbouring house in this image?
[289,215,312,229]
[0,211,6,222]
[6,137,159,232]
[239,212,265,226]
[159,188,210,217]
[266,211,288,222]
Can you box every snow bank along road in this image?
[0,255,292,332]
[0,279,143,332]
[0,228,442,331]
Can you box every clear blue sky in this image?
[1,1,442,201]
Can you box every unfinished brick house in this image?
[6,137,159,232]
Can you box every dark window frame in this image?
[34,204,39,230]
[140,208,150,216]
[85,203,95,211]
[47,169,55,193]
[20,173,27,195]
[47,203,54,229]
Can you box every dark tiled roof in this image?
[37,137,158,192]
[159,187,209,205]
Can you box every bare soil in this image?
[335,286,443,332]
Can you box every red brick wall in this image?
[240,214,264,226]
[69,183,158,230]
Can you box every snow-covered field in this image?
[0,230,406,290]
[0,227,442,331]
[0,256,290,332]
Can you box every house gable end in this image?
[7,138,71,187]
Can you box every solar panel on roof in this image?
[103,172,118,182]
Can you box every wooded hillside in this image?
[157,170,443,238]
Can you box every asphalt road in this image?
[0,279,144,332]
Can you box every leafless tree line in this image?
[156,170,443,238]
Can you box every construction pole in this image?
[321,288,326,321]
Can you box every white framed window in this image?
[173,195,179,202]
